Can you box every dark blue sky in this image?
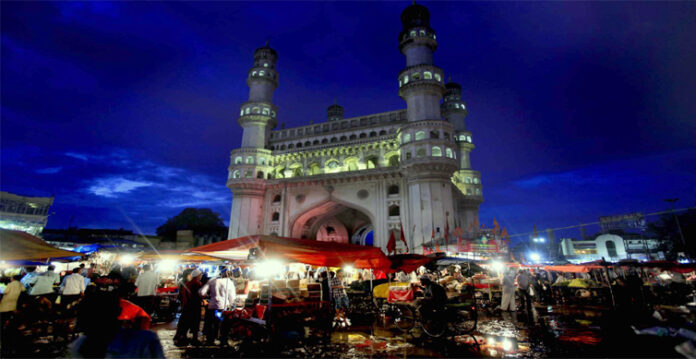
[2,1,695,239]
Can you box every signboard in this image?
[599,213,646,232]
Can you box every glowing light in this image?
[487,336,496,345]
[529,252,541,262]
[502,338,513,351]
[119,254,136,265]
[533,237,545,243]
[158,259,178,272]
[491,260,505,273]
[343,265,354,274]
[256,259,284,278]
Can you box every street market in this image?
[1,229,696,357]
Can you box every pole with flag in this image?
[387,229,396,255]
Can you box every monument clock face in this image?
[226,3,482,254]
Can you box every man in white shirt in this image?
[199,268,236,346]
[29,265,61,299]
[135,264,159,315]
[60,268,85,308]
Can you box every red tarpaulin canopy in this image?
[189,235,392,270]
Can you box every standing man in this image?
[135,264,159,315]
[175,269,203,346]
[330,269,349,312]
[516,269,532,315]
[500,268,516,312]
[60,268,86,309]
[199,268,236,346]
[29,265,61,302]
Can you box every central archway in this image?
[290,201,374,246]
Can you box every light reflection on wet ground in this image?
[154,305,613,358]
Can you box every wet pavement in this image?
[153,304,619,358]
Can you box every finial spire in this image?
[334,97,337,105]
[412,0,416,5]
[265,38,269,47]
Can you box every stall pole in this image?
[603,267,616,308]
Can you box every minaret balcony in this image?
[246,71,278,88]
[399,26,437,52]
[239,102,277,119]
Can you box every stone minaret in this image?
[227,43,279,238]
[442,80,483,231]
[397,3,459,253]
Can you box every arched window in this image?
[403,75,409,84]
[321,138,328,144]
[419,30,426,36]
[252,71,257,76]
[409,30,416,37]
[304,141,311,147]
[432,146,442,157]
[388,185,399,195]
[234,156,242,164]
[465,177,472,184]
[292,167,303,177]
[424,71,432,80]
[402,133,411,143]
[273,194,281,203]
[359,133,367,138]
[272,212,280,221]
[257,171,264,179]
[369,131,377,137]
[326,160,339,170]
[415,131,426,141]
[296,142,302,148]
[475,188,481,195]
[430,131,439,139]
[309,163,321,175]
[262,108,270,115]
[259,70,265,76]
[245,170,253,178]
[388,155,399,167]
[366,156,378,169]
[443,132,450,140]
[416,148,426,158]
[263,63,269,68]
[434,73,442,82]
[288,144,294,149]
[389,205,400,216]
[259,157,266,165]
[270,146,275,150]
[232,170,240,178]
[253,107,259,114]
[473,178,479,184]
[379,130,386,136]
[340,136,347,141]
[330,137,338,143]
[313,140,320,145]
[280,145,286,150]
[445,148,453,158]
[346,159,359,171]
[240,109,244,116]
[606,241,618,258]
[467,136,472,143]
[245,108,251,115]
[246,156,254,164]
[406,151,412,160]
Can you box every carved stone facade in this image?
[227,3,483,254]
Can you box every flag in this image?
[501,227,509,239]
[387,230,396,255]
[399,222,409,253]
[493,218,500,234]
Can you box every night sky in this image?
[2,1,695,240]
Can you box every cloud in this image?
[64,152,90,161]
[35,166,63,174]
[88,177,153,198]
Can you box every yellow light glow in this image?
[119,254,136,265]
[257,259,284,278]
[502,338,513,351]
[491,260,505,273]
[158,259,178,272]
[343,265,354,274]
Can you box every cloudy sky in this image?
[2,1,695,239]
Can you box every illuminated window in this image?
[252,71,257,76]
[419,30,426,36]
[253,107,259,114]
[415,131,425,141]
[245,108,251,115]
[461,103,466,110]
[467,136,472,142]
[467,188,472,195]
[424,71,432,80]
[245,170,253,178]
[388,155,399,167]
[416,148,426,158]
[465,177,472,184]
[402,133,411,143]
[445,148,453,158]
[262,108,270,115]
[259,70,265,76]
[240,109,244,116]
[475,188,481,195]
[412,73,421,81]
[232,170,240,178]
[410,30,416,37]
[434,73,441,82]
[459,134,466,141]
[246,156,254,164]
[259,157,266,165]
[403,75,409,84]
[432,146,442,157]
[271,111,276,117]
[263,63,269,68]
[473,178,479,184]
[399,79,403,87]
[455,103,460,109]
[235,156,242,164]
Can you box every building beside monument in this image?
[226,3,483,253]
[0,191,54,236]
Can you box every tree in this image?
[647,209,696,258]
[156,208,227,242]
